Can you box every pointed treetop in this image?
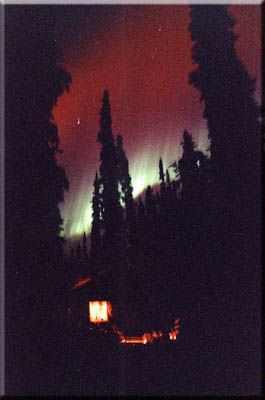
[100,89,111,114]
[116,134,123,148]
[183,129,190,141]
[145,185,153,200]
[159,158,165,182]
[98,89,113,145]
[94,171,99,182]
[181,130,196,154]
[103,89,109,100]
[166,169,171,184]
[93,171,100,194]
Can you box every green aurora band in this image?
[59,128,210,240]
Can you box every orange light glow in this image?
[169,318,180,341]
[118,329,165,344]
[119,333,159,344]
[71,277,91,290]
[142,333,153,344]
[120,336,147,344]
[89,301,112,323]
[152,330,163,338]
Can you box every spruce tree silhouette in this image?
[116,134,136,247]
[145,185,157,229]
[5,6,71,395]
[81,232,88,276]
[166,169,171,189]
[82,232,88,260]
[142,185,158,266]
[131,197,147,269]
[6,7,71,283]
[189,4,261,285]
[136,196,146,244]
[164,167,178,229]
[165,167,178,220]
[6,10,71,297]
[189,5,260,220]
[177,131,209,282]
[158,158,169,256]
[97,90,123,265]
[159,158,166,195]
[90,172,102,258]
[138,197,146,221]
[188,6,261,386]
[178,130,207,206]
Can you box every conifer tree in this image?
[158,158,168,223]
[188,5,261,356]
[166,169,171,196]
[5,7,72,369]
[82,232,88,260]
[178,130,200,201]
[159,158,166,195]
[76,242,82,260]
[116,134,136,246]
[6,7,71,280]
[145,186,157,226]
[135,197,146,246]
[166,169,171,189]
[138,197,146,223]
[90,172,102,258]
[189,5,260,198]
[188,4,261,258]
[97,90,123,260]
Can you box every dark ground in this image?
[6,325,261,396]
[5,283,261,396]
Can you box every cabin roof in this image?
[69,261,144,299]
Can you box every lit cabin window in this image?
[89,301,112,323]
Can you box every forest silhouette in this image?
[5,4,261,396]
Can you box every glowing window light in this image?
[89,301,112,323]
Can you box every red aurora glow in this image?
[52,5,261,240]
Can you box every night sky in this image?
[51,5,261,240]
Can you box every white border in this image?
[1,0,262,395]
[1,1,263,5]
[0,2,4,396]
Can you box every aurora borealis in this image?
[52,4,261,241]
